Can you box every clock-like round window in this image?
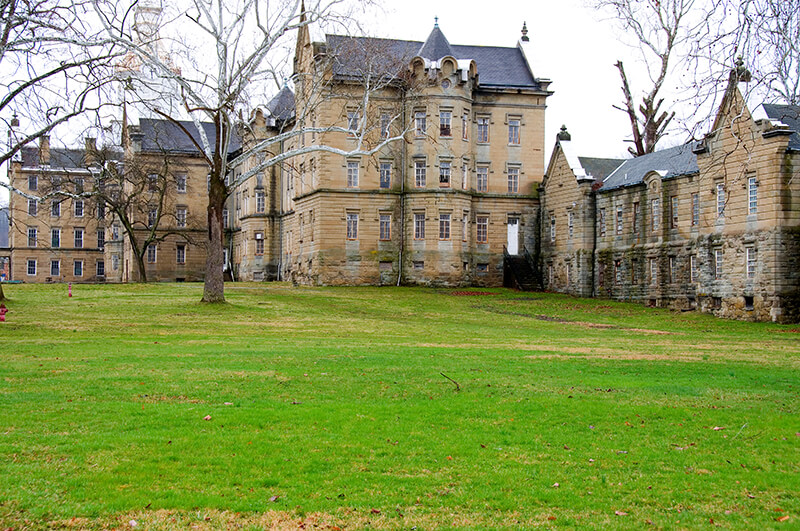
[441,79,451,89]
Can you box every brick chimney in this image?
[39,135,51,166]
[85,137,97,165]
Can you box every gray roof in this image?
[578,157,624,182]
[600,143,699,192]
[21,147,87,169]
[266,86,295,122]
[0,207,8,248]
[325,32,542,90]
[418,25,454,60]
[138,118,241,155]
[762,103,800,151]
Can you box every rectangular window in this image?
[27,227,37,247]
[651,198,660,232]
[748,176,757,215]
[413,261,424,270]
[476,166,488,192]
[507,167,519,193]
[28,175,38,191]
[97,200,106,219]
[112,224,120,240]
[176,207,187,228]
[148,208,157,228]
[692,193,699,226]
[631,259,640,285]
[414,213,425,240]
[28,199,38,216]
[74,228,84,248]
[51,228,61,248]
[670,196,678,228]
[633,202,639,233]
[175,243,185,264]
[461,162,468,190]
[690,255,698,282]
[75,177,84,193]
[176,173,187,193]
[716,183,725,216]
[439,111,452,137]
[414,160,426,188]
[51,200,61,217]
[27,259,36,276]
[112,253,120,271]
[714,249,723,279]
[568,211,574,239]
[74,199,84,217]
[462,112,469,140]
[616,208,623,235]
[222,208,229,229]
[74,260,83,277]
[462,211,469,242]
[439,213,451,240]
[97,229,105,249]
[550,214,556,242]
[256,190,265,213]
[148,173,159,192]
[650,257,658,285]
[614,259,622,284]
[414,111,426,137]
[347,111,359,134]
[439,161,451,188]
[96,260,105,277]
[379,213,391,241]
[746,248,757,278]
[477,116,489,143]
[254,233,264,256]
[508,119,520,145]
[669,256,676,283]
[147,244,157,263]
[380,113,390,139]
[346,213,358,240]
[599,208,606,237]
[379,162,392,189]
[50,260,60,277]
[476,215,488,244]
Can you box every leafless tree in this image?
[0,0,120,170]
[90,0,412,303]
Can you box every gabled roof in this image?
[266,85,296,122]
[138,118,241,155]
[601,143,698,192]
[418,24,454,60]
[324,33,542,90]
[578,157,625,182]
[761,103,800,151]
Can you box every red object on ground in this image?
[68,283,72,297]
[0,304,7,322]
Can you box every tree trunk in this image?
[0,282,5,302]
[202,178,226,303]
[134,251,148,283]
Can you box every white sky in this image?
[0,0,674,205]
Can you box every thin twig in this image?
[440,372,460,392]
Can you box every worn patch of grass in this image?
[1,283,799,529]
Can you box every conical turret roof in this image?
[418,22,454,60]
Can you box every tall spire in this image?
[418,21,453,60]
[521,21,529,42]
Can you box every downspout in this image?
[589,185,597,298]
[278,137,284,280]
[396,88,407,286]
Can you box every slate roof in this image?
[762,103,800,151]
[139,118,241,155]
[21,147,88,169]
[0,208,8,248]
[600,143,699,192]
[578,157,624,182]
[418,25,454,60]
[325,30,541,90]
[266,85,296,122]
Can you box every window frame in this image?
[508,118,520,145]
[476,116,489,143]
[27,259,37,276]
[439,213,451,241]
[74,228,84,249]
[73,259,83,277]
[439,110,452,138]
[74,199,84,218]
[379,213,391,241]
[414,160,426,188]
[147,244,157,264]
[476,215,489,244]
[748,176,758,215]
[176,173,187,193]
[439,161,451,188]
[346,212,358,240]
[476,166,488,192]
[51,228,61,248]
[50,259,60,277]
[379,162,392,189]
[414,111,427,137]
[413,213,425,240]
[27,226,38,247]
[507,166,519,193]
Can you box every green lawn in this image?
[0,283,798,529]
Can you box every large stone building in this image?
[541,73,800,323]
[229,22,551,286]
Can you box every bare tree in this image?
[0,0,120,170]
[90,0,412,302]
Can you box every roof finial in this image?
[521,21,529,42]
[557,125,571,141]
[434,16,439,28]
[11,112,19,128]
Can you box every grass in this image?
[0,282,798,529]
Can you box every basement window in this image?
[744,296,754,311]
